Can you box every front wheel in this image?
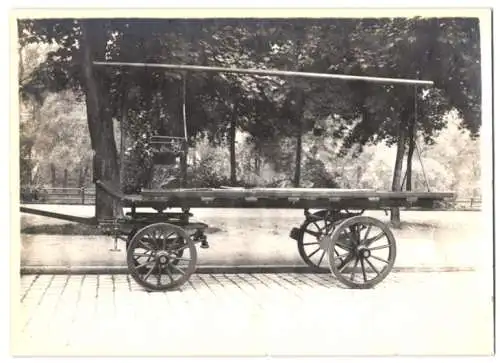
[127,223,197,291]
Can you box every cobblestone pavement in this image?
[13,271,493,356]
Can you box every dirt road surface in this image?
[18,206,492,273]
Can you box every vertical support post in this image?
[120,87,129,192]
[182,72,188,143]
[81,187,85,204]
[405,85,418,192]
[180,71,188,187]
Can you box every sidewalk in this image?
[13,270,493,356]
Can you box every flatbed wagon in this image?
[20,59,455,292]
[60,181,454,290]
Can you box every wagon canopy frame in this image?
[93,60,435,190]
[93,61,434,86]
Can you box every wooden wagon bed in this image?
[97,181,454,211]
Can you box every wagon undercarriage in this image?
[87,180,452,291]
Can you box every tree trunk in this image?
[63,169,68,188]
[229,115,237,186]
[180,143,188,188]
[82,163,89,186]
[390,126,406,227]
[50,164,56,187]
[26,144,33,185]
[292,91,305,188]
[78,167,84,188]
[293,125,302,187]
[80,19,122,220]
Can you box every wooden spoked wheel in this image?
[127,223,197,291]
[327,216,396,289]
[296,210,365,271]
[297,211,337,271]
[127,227,184,270]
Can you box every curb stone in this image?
[20,265,476,275]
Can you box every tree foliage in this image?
[18,16,482,212]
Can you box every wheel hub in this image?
[156,250,170,265]
[318,236,332,250]
[357,246,371,258]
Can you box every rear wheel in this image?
[296,211,336,271]
[296,210,365,271]
[327,216,396,289]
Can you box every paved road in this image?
[13,270,493,356]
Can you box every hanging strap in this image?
[415,141,431,192]
[413,84,431,192]
[181,71,188,142]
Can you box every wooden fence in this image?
[20,187,96,205]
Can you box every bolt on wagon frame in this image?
[20,61,455,291]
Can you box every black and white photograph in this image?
[10,7,494,357]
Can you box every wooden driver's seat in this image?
[149,135,188,189]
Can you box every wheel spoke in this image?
[143,263,156,280]
[136,260,155,270]
[162,232,177,249]
[350,257,359,281]
[133,252,152,258]
[146,233,156,246]
[332,247,344,266]
[166,236,183,250]
[304,229,322,238]
[332,252,350,261]
[365,257,380,275]
[365,232,385,246]
[171,257,192,262]
[170,243,190,253]
[317,250,326,266]
[336,239,352,250]
[319,221,331,232]
[338,254,355,272]
[169,263,186,275]
[138,240,152,251]
[360,258,367,282]
[156,270,161,286]
[369,244,391,251]
[165,267,175,283]
[370,255,390,265]
[362,225,372,244]
[348,228,357,246]
[303,242,320,246]
[152,231,160,246]
[307,248,321,259]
